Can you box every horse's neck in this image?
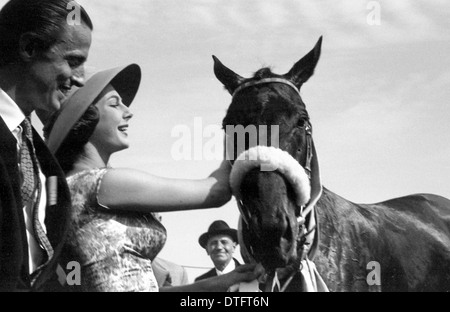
[314,187,369,291]
[316,187,354,230]
[315,187,351,247]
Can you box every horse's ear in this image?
[284,36,322,88]
[212,55,245,95]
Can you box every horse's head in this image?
[214,37,322,276]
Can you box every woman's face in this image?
[89,84,133,155]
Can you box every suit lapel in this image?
[207,268,218,278]
[0,116,31,289]
[0,117,22,200]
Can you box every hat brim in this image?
[198,229,238,249]
[46,63,141,154]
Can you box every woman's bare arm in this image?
[159,263,264,292]
[97,160,232,212]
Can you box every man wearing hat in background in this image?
[195,220,241,283]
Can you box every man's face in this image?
[19,22,92,114]
[206,234,236,270]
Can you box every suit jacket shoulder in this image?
[194,268,217,282]
[194,258,242,282]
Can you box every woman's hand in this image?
[206,160,233,205]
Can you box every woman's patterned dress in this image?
[61,168,167,292]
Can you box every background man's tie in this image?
[20,117,54,261]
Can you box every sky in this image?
[3,0,449,283]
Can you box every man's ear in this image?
[18,33,40,62]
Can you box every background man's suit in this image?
[194,258,241,282]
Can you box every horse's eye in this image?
[297,119,305,128]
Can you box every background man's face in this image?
[206,234,236,269]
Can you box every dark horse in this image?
[213,37,450,292]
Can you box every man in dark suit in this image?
[195,220,241,282]
[0,0,93,291]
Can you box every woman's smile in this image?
[118,124,129,135]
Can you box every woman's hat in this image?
[46,63,141,154]
[198,220,238,249]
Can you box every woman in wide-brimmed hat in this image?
[45,64,263,292]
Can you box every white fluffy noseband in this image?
[229,146,311,207]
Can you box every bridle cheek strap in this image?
[301,140,322,261]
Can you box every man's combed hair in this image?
[0,0,93,66]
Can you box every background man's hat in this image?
[46,63,141,154]
[198,220,238,249]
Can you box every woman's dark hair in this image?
[45,104,100,174]
[0,0,93,66]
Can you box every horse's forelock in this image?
[252,67,279,80]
